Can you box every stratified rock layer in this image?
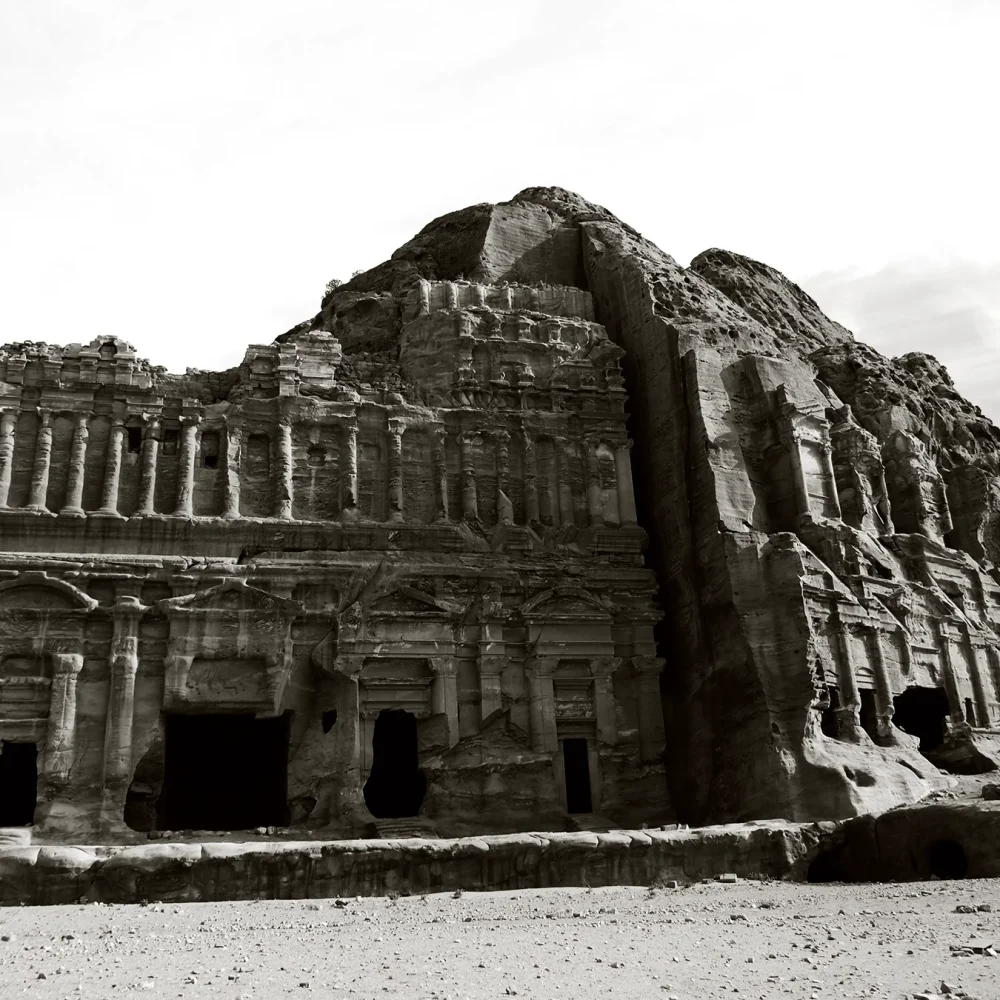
[2,186,999,847]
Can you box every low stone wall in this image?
[0,821,834,906]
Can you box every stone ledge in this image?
[0,821,835,906]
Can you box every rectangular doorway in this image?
[562,737,593,814]
[0,741,37,826]
[159,713,290,831]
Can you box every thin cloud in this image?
[800,259,1000,421]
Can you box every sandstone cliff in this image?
[302,187,1000,825]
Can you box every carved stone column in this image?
[557,444,574,526]
[526,656,557,753]
[592,657,619,746]
[863,624,900,745]
[222,419,241,519]
[341,417,359,519]
[430,657,460,747]
[965,627,994,727]
[61,413,90,516]
[633,655,667,760]
[43,652,85,788]
[460,431,479,521]
[479,654,505,721]
[134,416,160,516]
[274,418,294,519]
[781,427,812,518]
[333,654,366,820]
[0,409,17,508]
[522,428,540,526]
[26,409,54,511]
[831,615,865,741]
[386,417,405,522]
[936,623,966,723]
[432,426,449,522]
[101,596,146,825]
[173,416,199,517]
[585,439,603,527]
[494,428,513,524]
[95,421,125,517]
[614,442,638,526]
[820,442,843,519]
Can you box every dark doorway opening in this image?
[159,713,289,831]
[893,687,949,752]
[928,838,968,879]
[363,710,426,818]
[0,741,37,826]
[821,686,841,739]
[562,737,593,814]
[965,698,977,727]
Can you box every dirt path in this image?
[1,879,998,999]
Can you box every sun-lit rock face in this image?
[3,186,1000,843]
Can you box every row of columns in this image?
[0,408,641,529]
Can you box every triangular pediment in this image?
[370,586,458,617]
[157,580,304,615]
[521,586,610,620]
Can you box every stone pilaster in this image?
[964,626,994,727]
[101,596,146,826]
[173,416,199,517]
[460,431,479,521]
[592,657,619,746]
[820,442,843,519]
[341,417,359,519]
[557,443,574,526]
[43,652,85,789]
[831,614,865,741]
[863,624,900,745]
[432,425,449,522]
[526,656,557,753]
[936,623,966,724]
[222,419,241,519]
[585,438,603,527]
[614,442,638,526]
[0,409,17,508]
[134,416,160,516]
[61,413,90,516]
[274,418,294,519]
[479,654,505,721]
[26,409,54,512]
[781,425,812,518]
[633,655,667,761]
[430,656,460,747]
[494,428,513,524]
[522,428,540,526]
[386,417,405,522]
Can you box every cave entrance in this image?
[363,710,426,818]
[821,686,841,738]
[159,713,289,831]
[0,741,37,827]
[859,689,881,743]
[562,737,593,814]
[892,687,949,752]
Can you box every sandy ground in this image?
[0,879,998,999]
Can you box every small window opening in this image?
[307,446,326,468]
[126,426,142,454]
[322,709,338,733]
[201,430,220,470]
[162,428,180,456]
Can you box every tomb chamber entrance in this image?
[158,713,290,831]
[892,687,949,754]
[562,737,593,814]
[363,709,426,819]
[0,741,37,827]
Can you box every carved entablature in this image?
[521,585,616,661]
[156,580,304,715]
[334,587,463,670]
[882,429,953,543]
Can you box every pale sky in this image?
[3,1,999,417]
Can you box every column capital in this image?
[480,653,508,676]
[429,656,458,678]
[51,652,85,676]
[36,407,53,426]
[179,413,202,427]
[387,416,407,437]
[633,655,665,676]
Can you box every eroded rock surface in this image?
[2,186,1000,848]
